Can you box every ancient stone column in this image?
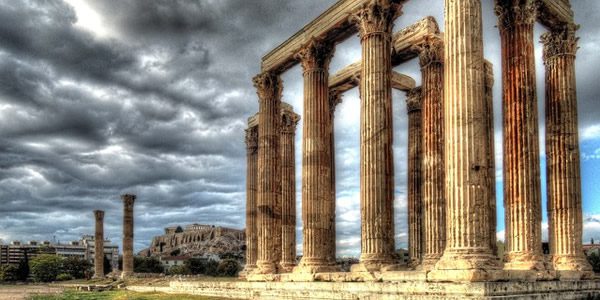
[542,24,592,273]
[243,122,259,274]
[351,0,402,272]
[483,61,498,256]
[431,0,500,281]
[495,0,544,270]
[280,106,299,272]
[93,210,105,278]
[253,72,283,274]
[406,87,423,267]
[121,194,136,278]
[328,91,343,266]
[294,38,338,273]
[417,37,445,270]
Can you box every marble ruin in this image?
[121,194,136,278]
[93,210,105,278]
[242,0,597,290]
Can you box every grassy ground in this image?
[29,290,230,300]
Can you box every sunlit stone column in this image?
[328,91,343,266]
[294,38,338,273]
[351,0,402,272]
[280,105,300,272]
[484,61,498,256]
[495,0,544,270]
[121,194,136,278]
[406,87,423,267]
[542,24,592,273]
[431,0,500,281]
[417,37,445,270]
[254,72,283,274]
[243,120,259,274]
[93,210,105,278]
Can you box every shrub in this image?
[184,258,206,275]
[134,257,164,273]
[62,257,91,279]
[217,259,240,277]
[204,259,219,277]
[103,255,113,275]
[167,265,189,275]
[56,273,73,281]
[588,252,600,273]
[0,264,20,282]
[29,254,63,282]
[17,257,29,281]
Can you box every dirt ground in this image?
[0,285,64,300]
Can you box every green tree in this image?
[217,259,240,277]
[0,264,20,282]
[204,259,219,277]
[29,254,63,282]
[16,257,29,281]
[61,257,91,279]
[184,258,206,275]
[167,265,189,275]
[587,252,600,273]
[134,257,164,273]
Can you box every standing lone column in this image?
[294,38,338,273]
[431,0,500,281]
[121,194,136,278]
[495,0,544,270]
[417,37,445,270]
[351,0,402,272]
[254,72,283,274]
[93,210,105,278]
[243,120,259,274]
[542,24,592,273]
[406,87,423,268]
[280,105,300,272]
[484,61,498,256]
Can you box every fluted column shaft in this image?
[496,0,544,270]
[294,39,337,273]
[406,87,423,267]
[418,38,445,270]
[484,61,498,256]
[244,126,259,273]
[280,113,299,272]
[351,0,401,271]
[329,92,343,265]
[121,194,136,278]
[93,210,105,278]
[542,25,592,272]
[433,0,499,277]
[254,72,283,274]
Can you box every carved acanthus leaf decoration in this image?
[295,38,335,72]
[541,24,579,63]
[253,72,282,103]
[406,87,422,113]
[350,0,402,39]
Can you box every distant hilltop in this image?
[138,223,245,259]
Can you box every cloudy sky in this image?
[0,0,598,257]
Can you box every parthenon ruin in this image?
[242,0,598,296]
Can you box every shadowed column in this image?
[254,72,283,274]
[280,105,300,272]
[406,87,423,268]
[431,0,500,281]
[93,210,105,278]
[416,37,445,270]
[243,121,259,274]
[294,38,338,273]
[121,194,136,278]
[542,24,592,274]
[495,0,544,270]
[484,61,498,257]
[350,0,402,272]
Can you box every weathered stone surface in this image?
[253,72,283,274]
[93,210,104,279]
[280,105,299,273]
[406,87,423,268]
[542,24,593,275]
[243,121,259,274]
[431,0,500,280]
[121,194,136,278]
[350,0,402,272]
[496,0,545,271]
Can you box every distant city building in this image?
[0,235,119,271]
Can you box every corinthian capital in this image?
[295,38,335,72]
[245,127,258,151]
[406,87,422,113]
[281,112,300,134]
[253,72,282,103]
[121,194,136,208]
[350,0,403,39]
[413,36,443,68]
[541,24,579,63]
[94,210,105,220]
[495,0,539,31]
